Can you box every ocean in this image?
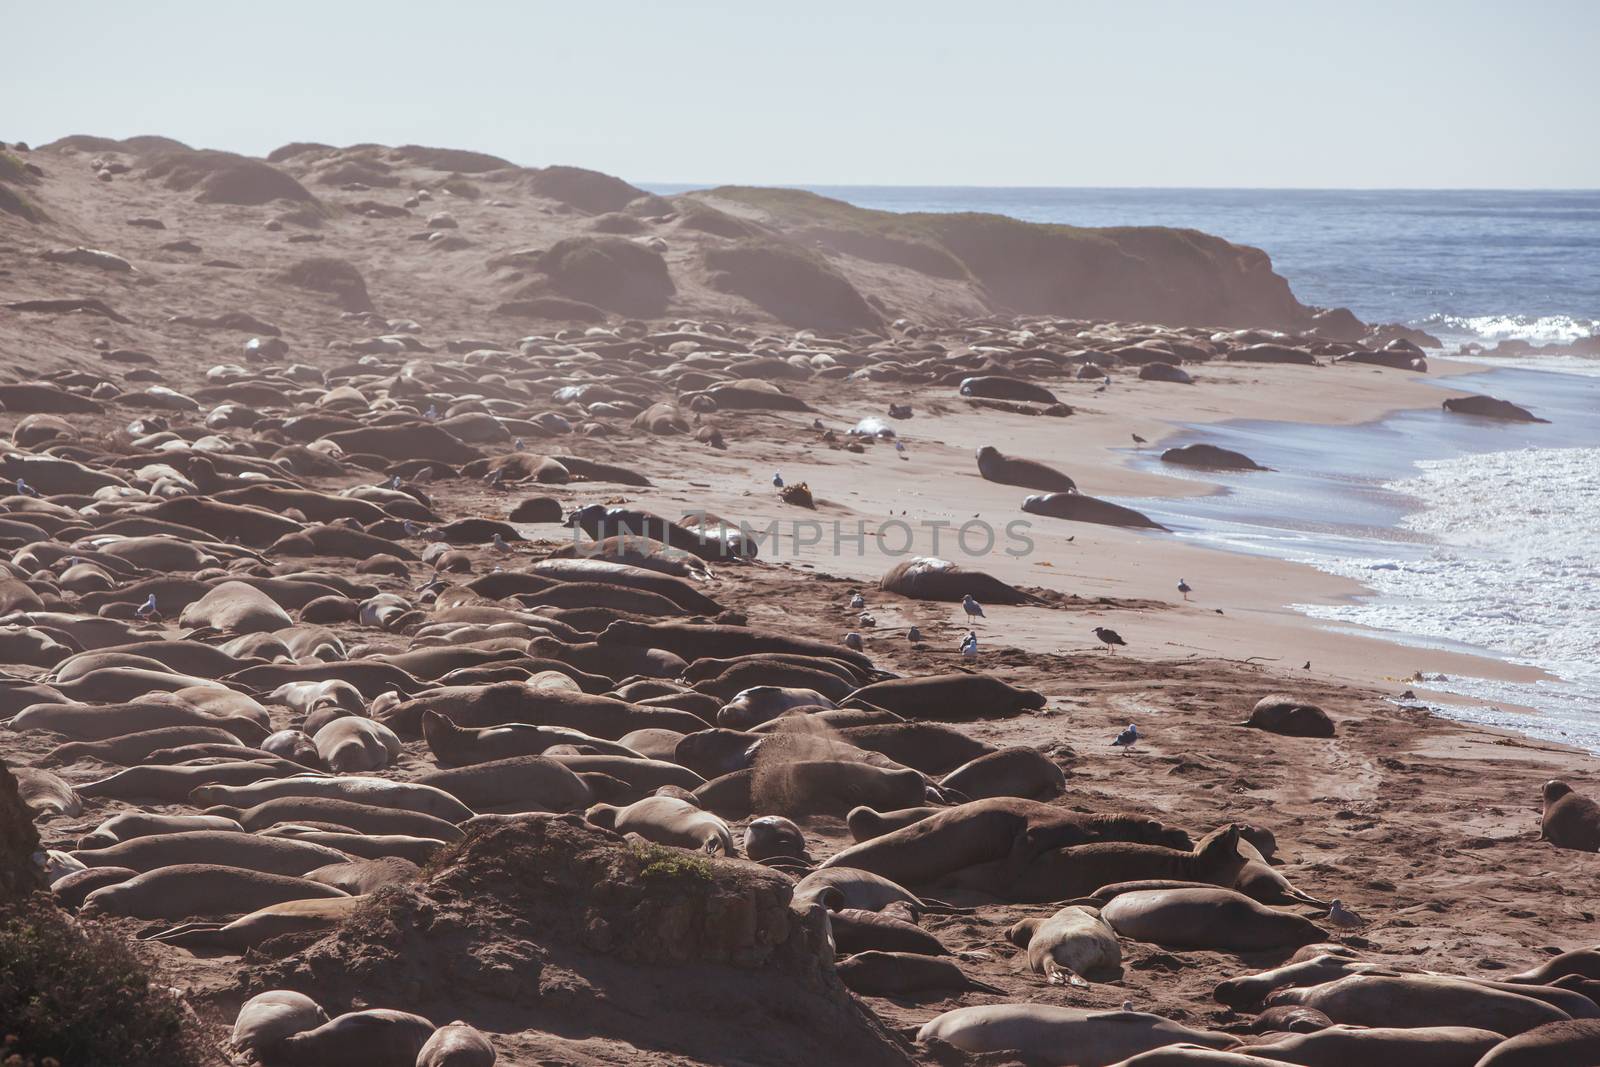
[649,183,1600,748]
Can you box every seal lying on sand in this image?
[917,1004,1234,1063]
[1007,904,1122,984]
[587,795,736,855]
[1100,887,1327,951]
[975,446,1078,492]
[1539,780,1600,851]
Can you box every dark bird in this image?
[1177,578,1191,600]
[1132,434,1147,448]
[1093,626,1126,651]
[1111,723,1138,754]
[1303,661,1311,670]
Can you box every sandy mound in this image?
[144,149,316,205]
[390,144,514,173]
[276,257,375,313]
[703,240,881,330]
[0,149,47,222]
[242,815,910,1066]
[536,236,674,316]
[524,165,647,214]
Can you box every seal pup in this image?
[1540,780,1600,851]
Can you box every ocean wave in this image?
[1420,312,1600,344]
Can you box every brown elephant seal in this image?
[148,895,365,952]
[843,672,1045,721]
[828,908,950,956]
[1103,1049,1279,1066]
[81,863,349,920]
[1214,952,1398,1009]
[1475,1019,1600,1066]
[1100,887,1327,951]
[745,759,929,819]
[261,728,323,767]
[52,865,138,909]
[11,766,83,815]
[1241,1024,1504,1066]
[214,796,464,840]
[1509,948,1600,985]
[257,829,446,865]
[232,989,328,1055]
[586,795,735,855]
[40,724,245,766]
[1540,781,1600,851]
[824,797,1190,887]
[942,823,1244,903]
[1240,694,1336,738]
[1268,974,1570,1036]
[275,1009,436,1067]
[976,445,1078,492]
[419,755,592,814]
[312,715,401,772]
[71,830,353,876]
[837,722,996,773]
[917,1004,1233,1064]
[744,815,809,862]
[717,686,837,729]
[76,759,317,802]
[1246,1005,1333,1034]
[836,950,1004,997]
[939,746,1066,800]
[417,1020,497,1067]
[422,710,640,765]
[306,856,420,894]
[1007,904,1122,984]
[1023,491,1169,530]
[190,775,475,822]
[78,811,243,849]
[846,805,941,841]
[794,866,926,913]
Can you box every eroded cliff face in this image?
[0,760,44,901]
[1,137,1325,356]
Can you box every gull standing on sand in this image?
[850,593,865,610]
[773,472,784,488]
[1131,434,1147,448]
[15,478,38,498]
[1111,723,1138,755]
[960,630,978,659]
[1177,578,1191,600]
[907,626,924,645]
[1094,626,1126,651]
[844,631,863,651]
[962,594,985,625]
[492,533,511,555]
[135,594,158,619]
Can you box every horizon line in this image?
[641,181,1600,194]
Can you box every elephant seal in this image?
[1100,887,1327,951]
[917,1004,1233,1065]
[77,812,244,850]
[939,746,1066,800]
[843,673,1045,721]
[10,766,83,815]
[262,728,323,767]
[52,866,137,909]
[148,895,365,951]
[1241,1024,1505,1066]
[72,830,353,876]
[975,445,1078,492]
[947,824,1247,903]
[599,619,873,671]
[307,856,419,894]
[959,375,1058,404]
[1246,1005,1333,1034]
[1103,1050,1274,1066]
[1214,952,1402,1009]
[179,580,293,633]
[1007,904,1122,984]
[81,863,349,919]
[1540,781,1600,851]
[744,815,809,863]
[794,867,926,913]
[1240,694,1336,738]
[422,710,640,765]
[586,796,736,855]
[1475,1019,1600,1066]
[1269,974,1570,1036]
[419,755,593,814]
[312,715,401,772]
[836,950,1004,997]
[717,686,836,729]
[40,724,244,767]
[190,776,475,823]
[823,798,1191,887]
[76,759,317,802]
[214,796,464,840]
[846,805,941,842]
[1023,492,1168,530]
[727,760,927,819]
[417,1021,497,1067]
[1442,395,1546,422]
[232,989,329,1055]
[836,723,996,773]
[828,908,950,956]
[1509,948,1600,985]
[275,1009,437,1067]
[1160,444,1267,471]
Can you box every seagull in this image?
[424,404,439,420]
[960,630,978,659]
[387,474,402,490]
[1303,661,1312,670]
[843,631,863,651]
[1326,899,1366,928]
[513,438,526,450]
[1177,578,1191,600]
[849,593,865,610]
[15,478,38,498]
[1122,1000,1135,1013]
[1111,722,1138,754]
[812,418,825,430]
[492,533,511,554]
[135,594,158,619]
[907,626,924,645]
[962,594,985,625]
[895,441,908,459]
[858,612,876,628]
[403,520,423,538]
[1093,626,1126,651]
[1131,434,1147,448]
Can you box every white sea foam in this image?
[1294,445,1600,747]
[1424,312,1600,346]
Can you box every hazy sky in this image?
[7,1,1595,188]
